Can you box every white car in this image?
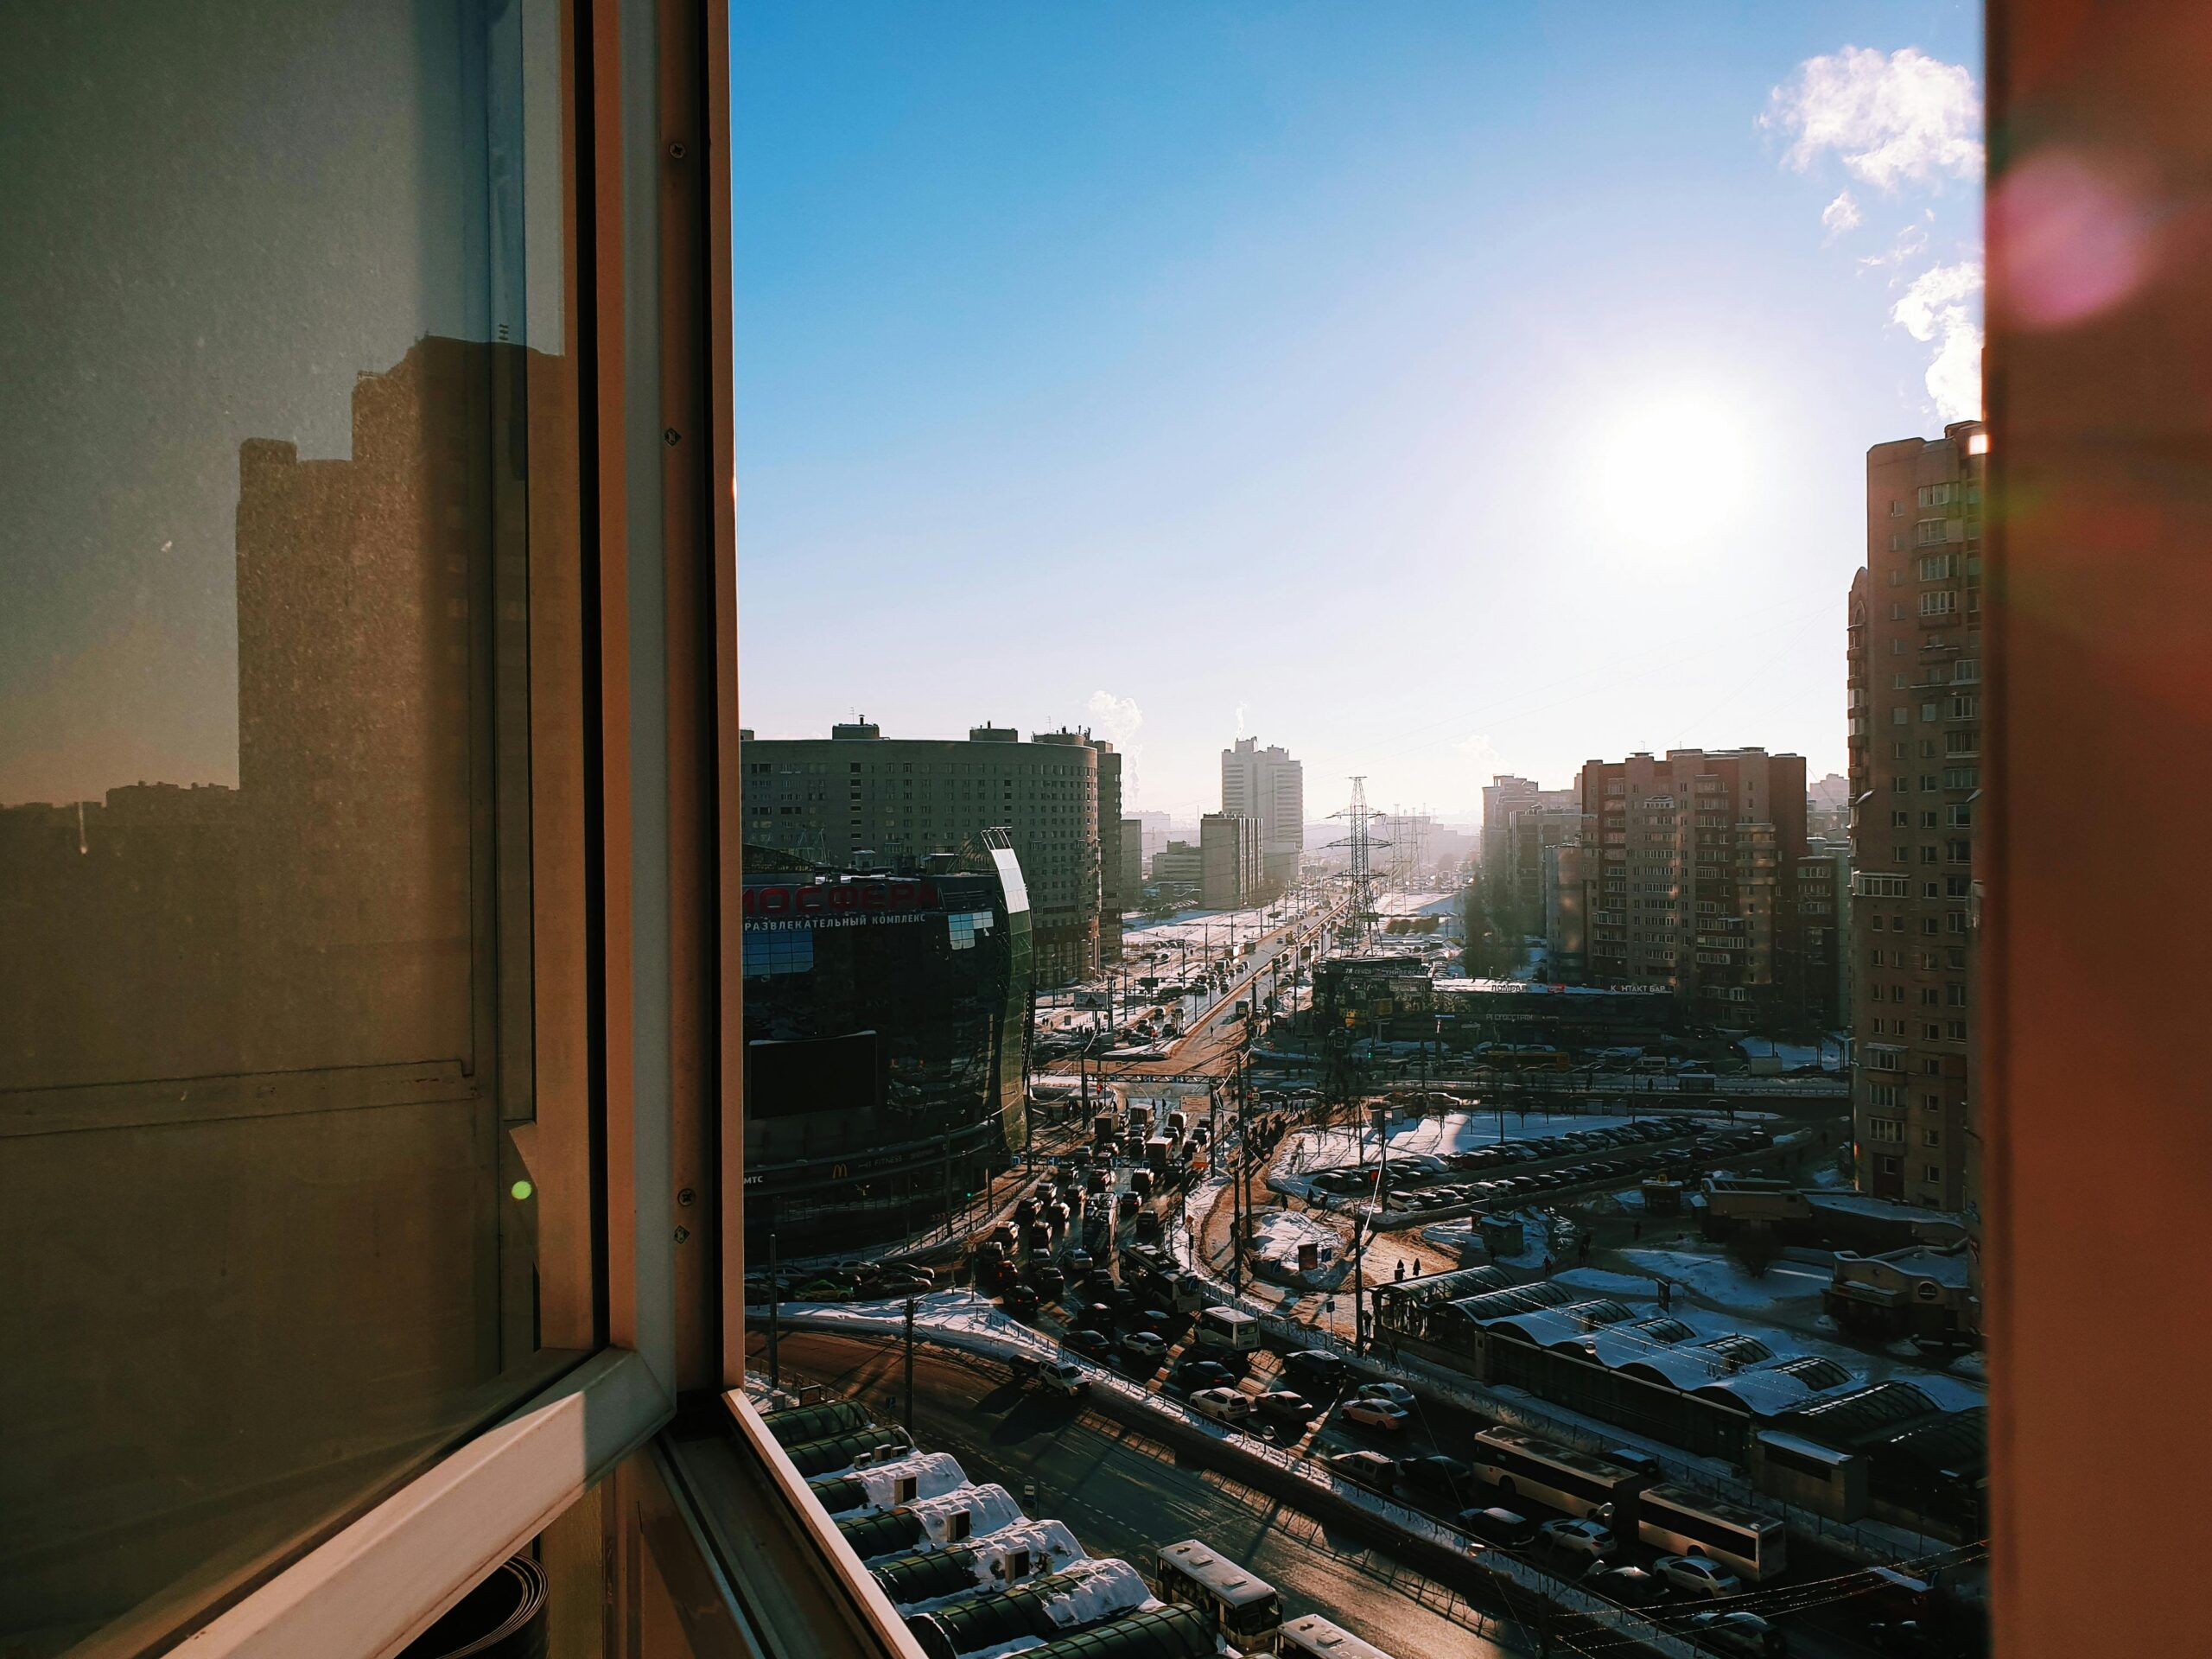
[1536,1518,1618,1562]
[1354,1381,1416,1409]
[1338,1397,1409,1433]
[1191,1386,1255,1424]
[1652,1554,1744,1599]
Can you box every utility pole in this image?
[902,1297,918,1435]
[1352,1211,1367,1354]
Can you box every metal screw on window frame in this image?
[677,1187,696,1207]
[669,141,687,160]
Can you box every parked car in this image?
[1537,1518,1618,1562]
[1172,1356,1235,1392]
[1395,1456,1475,1505]
[1353,1381,1416,1409]
[1281,1349,1349,1391]
[1025,1264,1065,1299]
[1338,1397,1409,1433]
[1001,1285,1040,1319]
[1653,1555,1745,1599]
[1254,1390,1319,1430]
[1459,1507,1537,1548]
[1190,1386,1255,1424]
[1325,1450,1398,1493]
[1586,1565,1670,1606]
[1064,1326,1113,1359]
[1120,1330,1168,1368]
[1685,1611,1787,1657]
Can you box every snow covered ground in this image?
[1611,1247,1831,1313]
[1248,1208,1348,1287]
[1735,1036,1847,1071]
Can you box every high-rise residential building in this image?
[1199,812,1264,911]
[1480,775,1541,887]
[1220,737,1304,893]
[740,721,1107,985]
[1808,772,1852,839]
[1151,839,1202,895]
[1119,817,1145,899]
[1848,420,1987,1210]
[1091,738,1123,963]
[1573,748,1809,1017]
[1479,775,1577,929]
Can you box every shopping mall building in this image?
[741,846,1033,1252]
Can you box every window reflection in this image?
[0,2,582,1649]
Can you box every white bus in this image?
[1194,1306,1262,1353]
[1467,1427,1651,1522]
[1156,1540,1282,1653]
[1279,1614,1397,1659]
[1636,1484,1789,1583]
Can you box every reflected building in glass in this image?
[742,844,1033,1252]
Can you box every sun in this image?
[1592,392,1750,553]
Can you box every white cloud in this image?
[1821,190,1863,240]
[1891,260,1984,422]
[1858,219,1930,270]
[1084,690,1143,747]
[1764,47,1981,192]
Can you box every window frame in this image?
[169,0,738,1651]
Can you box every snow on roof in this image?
[907,1484,1028,1547]
[1033,1559,1157,1630]
[975,1519,1085,1580]
[1860,1246,1971,1287]
[854,1452,969,1513]
[1757,1429,1854,1465]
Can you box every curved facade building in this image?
[742,847,1033,1249]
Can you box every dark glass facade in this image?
[742,848,1032,1249]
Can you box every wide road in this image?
[753,1328,1528,1659]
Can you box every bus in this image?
[1156,1541,1282,1653]
[1146,1135,1174,1173]
[1279,1615,1398,1659]
[1635,1484,1789,1583]
[1193,1306,1261,1352]
[1467,1427,1651,1522]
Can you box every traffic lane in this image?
[757,1330,1523,1659]
[1290,1392,1886,1659]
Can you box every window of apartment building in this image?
[1920,589,1958,617]
[1951,694,1981,719]
[1869,1117,1904,1142]
[1878,1155,1903,1179]
[1917,552,1956,580]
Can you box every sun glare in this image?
[1594,393,1750,553]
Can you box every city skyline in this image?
[731,3,1982,819]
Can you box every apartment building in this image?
[740,722,1106,985]
[1575,748,1809,1017]
[1093,738,1124,963]
[1479,774,1578,929]
[1199,812,1264,911]
[1848,420,1987,1210]
[1220,736,1305,893]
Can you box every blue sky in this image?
[731,2,1982,824]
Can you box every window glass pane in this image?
[0,2,585,1647]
